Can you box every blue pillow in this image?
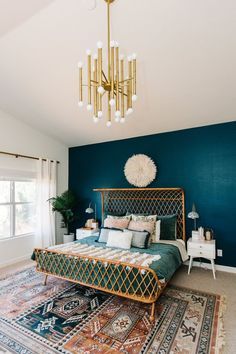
[98,227,123,243]
[125,229,151,249]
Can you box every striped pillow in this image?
[128,220,155,235]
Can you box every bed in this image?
[34,188,187,321]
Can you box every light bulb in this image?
[132,94,138,102]
[109,98,115,106]
[115,110,121,118]
[87,104,93,111]
[78,101,83,107]
[97,111,103,118]
[115,41,119,48]
[93,54,98,60]
[127,55,132,62]
[86,49,91,55]
[98,86,105,94]
[115,116,120,123]
[93,116,99,123]
[119,54,124,61]
[132,53,137,60]
[106,121,112,128]
[97,41,103,48]
[126,108,133,115]
[110,40,115,48]
[78,61,83,68]
[120,117,126,123]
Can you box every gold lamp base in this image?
[104,0,115,3]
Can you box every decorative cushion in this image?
[152,220,161,243]
[131,215,157,241]
[104,217,130,229]
[106,230,133,250]
[125,229,150,249]
[105,211,127,218]
[128,220,155,235]
[98,227,122,243]
[107,215,131,220]
[158,215,177,240]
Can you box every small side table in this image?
[76,228,99,240]
[187,237,216,279]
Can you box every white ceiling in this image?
[0,0,235,147]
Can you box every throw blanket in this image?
[48,242,161,268]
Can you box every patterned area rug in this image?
[0,266,225,354]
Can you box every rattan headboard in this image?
[94,188,186,241]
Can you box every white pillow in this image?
[106,230,133,250]
[152,220,161,243]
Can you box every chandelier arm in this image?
[114,90,128,97]
[102,70,108,82]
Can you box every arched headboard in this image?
[94,188,186,241]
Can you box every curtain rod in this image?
[0,150,60,164]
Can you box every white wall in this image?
[0,109,68,267]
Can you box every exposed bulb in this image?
[109,98,115,106]
[115,110,121,118]
[93,54,98,60]
[110,40,115,48]
[120,117,126,123]
[87,104,93,111]
[78,61,83,68]
[127,55,132,62]
[132,53,137,60]
[126,108,133,115]
[114,116,120,123]
[97,111,103,118]
[132,94,138,102]
[78,101,83,107]
[86,49,91,55]
[106,121,112,128]
[119,54,124,61]
[93,116,99,123]
[98,86,105,94]
[97,41,103,48]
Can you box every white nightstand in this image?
[76,228,99,240]
[187,237,216,279]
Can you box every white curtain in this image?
[35,158,57,248]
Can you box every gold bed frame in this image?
[34,188,185,321]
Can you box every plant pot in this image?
[63,233,75,244]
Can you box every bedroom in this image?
[0,0,235,353]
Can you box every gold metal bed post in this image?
[35,188,185,321]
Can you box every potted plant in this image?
[48,190,77,243]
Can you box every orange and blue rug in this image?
[0,266,225,353]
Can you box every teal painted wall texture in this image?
[69,122,236,267]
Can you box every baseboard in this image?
[184,260,236,274]
[0,254,32,269]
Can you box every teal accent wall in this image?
[69,122,236,267]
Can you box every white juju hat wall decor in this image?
[124,154,157,187]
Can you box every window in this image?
[0,180,36,239]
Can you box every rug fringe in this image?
[214,295,227,354]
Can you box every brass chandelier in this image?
[78,0,137,127]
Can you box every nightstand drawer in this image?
[76,228,99,240]
[188,248,215,259]
[188,242,213,251]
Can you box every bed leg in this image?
[43,275,48,286]
[150,302,155,321]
